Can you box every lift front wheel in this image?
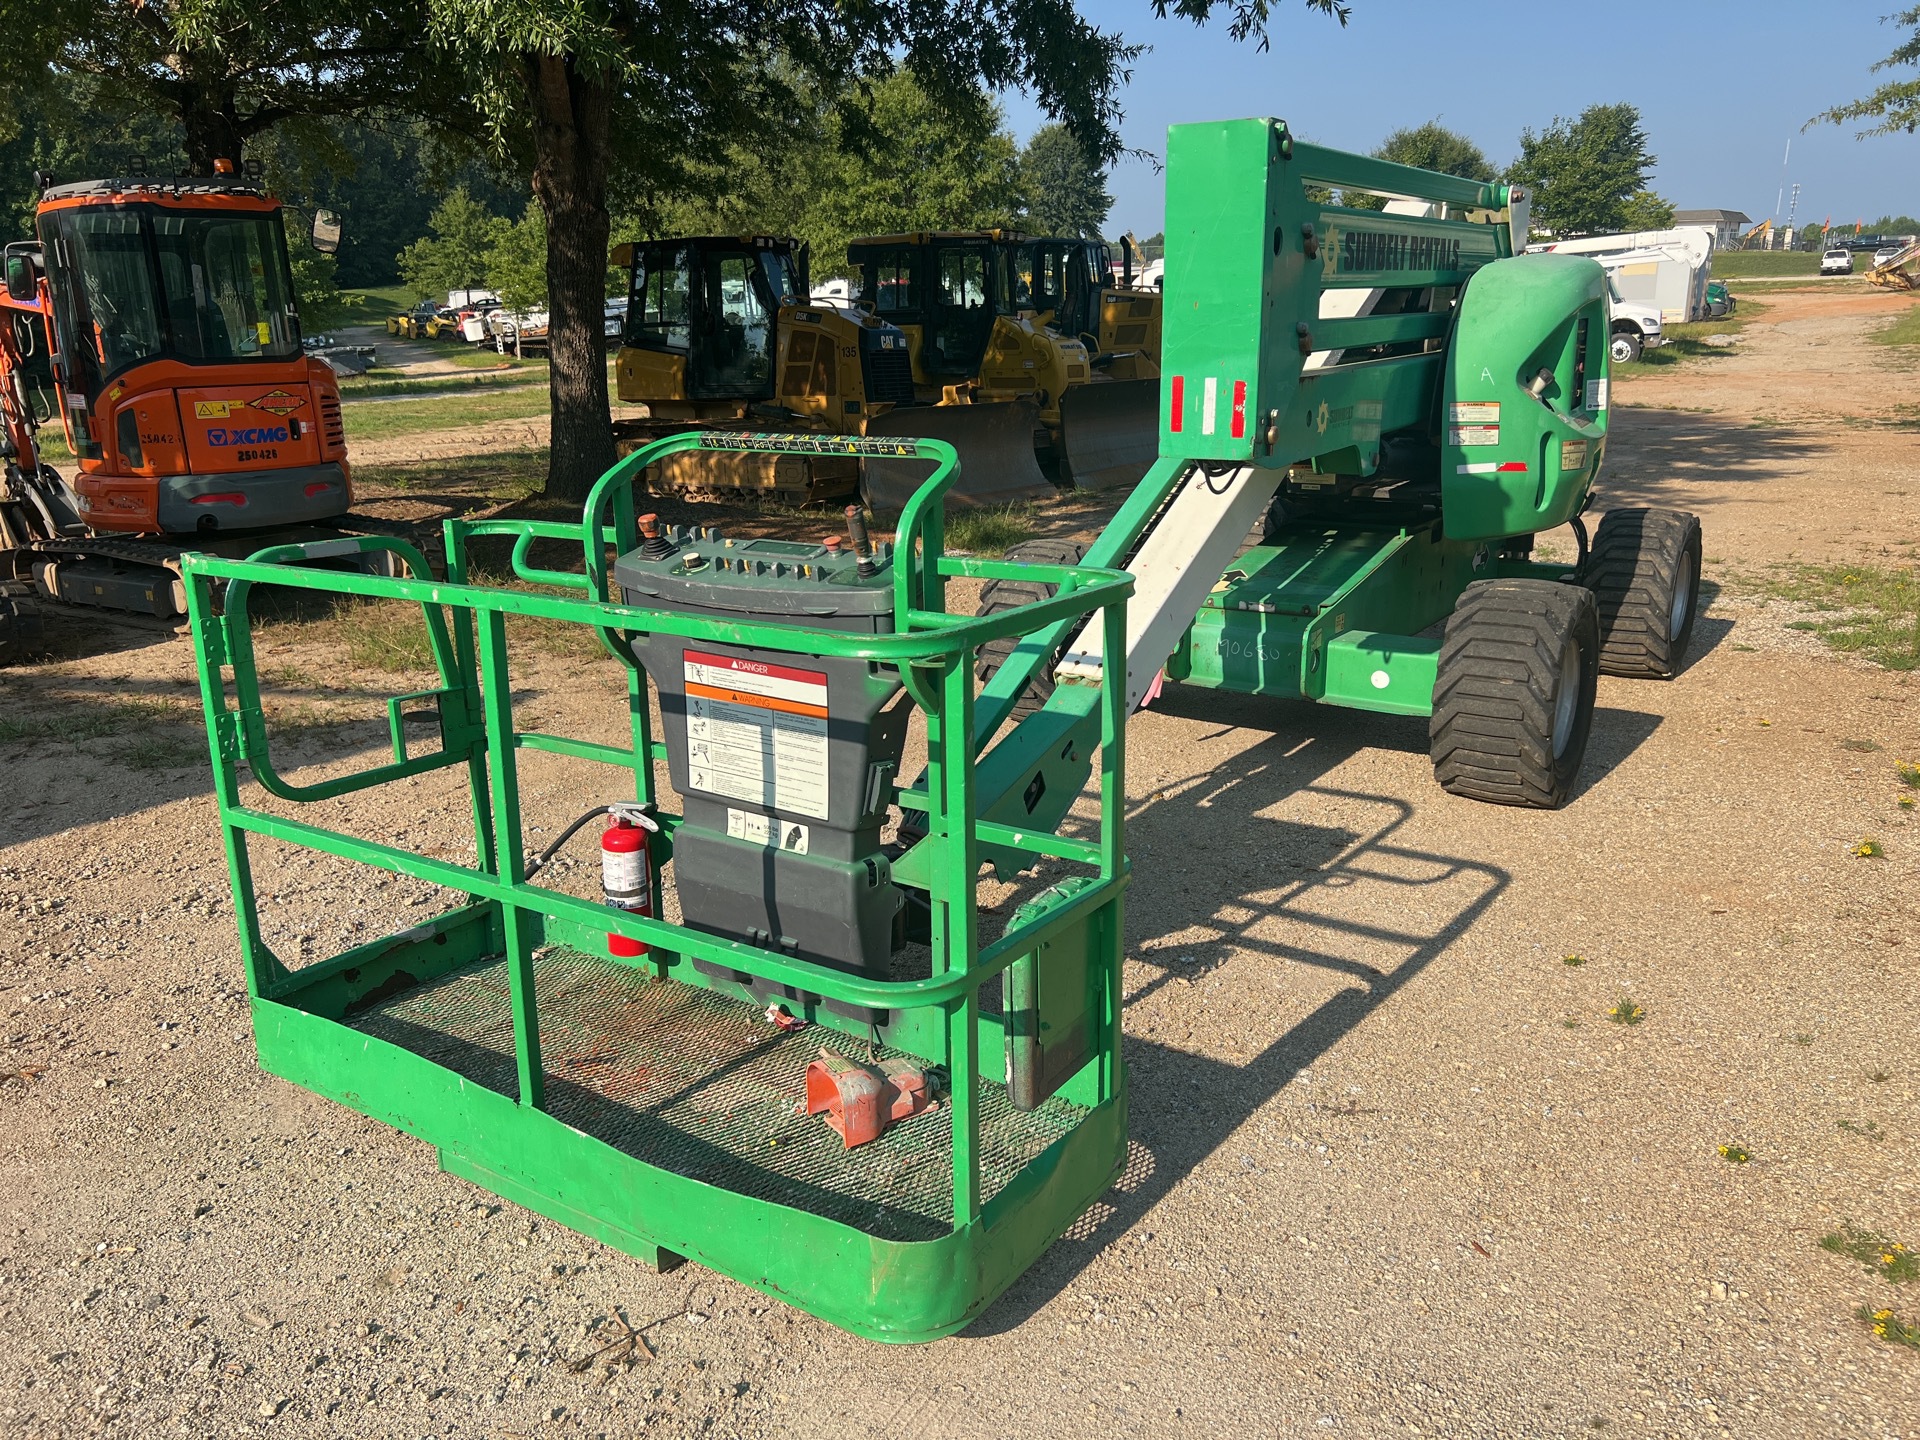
[1430,579,1600,809]
[1581,507,1703,679]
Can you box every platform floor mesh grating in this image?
[345,946,1084,1240]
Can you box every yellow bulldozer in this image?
[845,229,1160,507]
[611,235,924,502]
[1869,238,1920,292]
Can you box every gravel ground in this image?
[2,290,1917,1439]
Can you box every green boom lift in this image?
[183,118,1700,1343]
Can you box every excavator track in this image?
[615,420,860,506]
[4,512,443,627]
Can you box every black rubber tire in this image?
[1609,329,1642,364]
[1430,579,1600,810]
[1581,507,1703,679]
[974,538,1087,718]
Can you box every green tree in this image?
[484,203,549,313]
[7,1,458,170]
[1811,5,1920,137]
[397,186,510,299]
[1019,122,1113,237]
[1509,103,1660,237]
[1618,190,1676,231]
[418,0,1351,502]
[1343,120,1493,211]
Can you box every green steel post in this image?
[476,610,544,1110]
[939,651,981,1225]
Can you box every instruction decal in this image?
[1559,438,1589,471]
[1584,378,1608,411]
[1446,402,1499,425]
[683,651,831,820]
[726,809,810,855]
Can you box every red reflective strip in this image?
[1230,380,1247,439]
[189,492,247,506]
[304,481,334,496]
[1496,462,1528,472]
[1169,375,1184,432]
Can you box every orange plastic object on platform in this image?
[802,1049,935,1148]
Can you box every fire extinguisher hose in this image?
[524,806,617,878]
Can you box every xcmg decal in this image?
[206,425,290,446]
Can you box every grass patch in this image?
[352,447,548,500]
[1761,561,1920,670]
[1712,251,1818,279]
[338,364,543,401]
[0,696,187,744]
[118,736,206,771]
[1821,1223,1919,1284]
[1624,296,1770,369]
[1871,306,1920,348]
[942,505,1036,557]
[1606,997,1645,1026]
[342,387,554,445]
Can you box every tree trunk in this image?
[523,54,615,504]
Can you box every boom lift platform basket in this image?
[184,431,1134,1343]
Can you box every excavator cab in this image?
[847,233,1011,387]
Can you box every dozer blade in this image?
[1059,379,1161,493]
[859,400,1054,513]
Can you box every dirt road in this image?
[2,289,1916,1438]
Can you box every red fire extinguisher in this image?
[600,804,658,958]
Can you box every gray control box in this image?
[616,524,907,1019]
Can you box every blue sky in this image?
[1000,0,1918,236]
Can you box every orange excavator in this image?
[2,163,366,660]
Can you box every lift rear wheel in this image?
[974,539,1088,718]
[1580,507,1703,679]
[1430,579,1599,809]
[1609,329,1642,365]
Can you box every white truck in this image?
[1605,273,1665,363]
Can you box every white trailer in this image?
[1528,228,1714,322]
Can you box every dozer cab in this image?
[1004,234,1164,491]
[0,165,384,659]
[611,235,918,503]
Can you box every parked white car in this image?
[1873,245,1904,268]
[604,297,628,340]
[1821,248,1854,276]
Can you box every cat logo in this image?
[249,389,306,416]
[195,400,237,419]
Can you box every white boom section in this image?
[1054,463,1282,712]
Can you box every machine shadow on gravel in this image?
[966,687,1601,1335]
[1599,407,1822,514]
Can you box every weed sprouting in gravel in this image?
[1607,998,1645,1026]
[1851,837,1886,858]
[1897,759,1920,790]
[1717,1143,1752,1164]
[1841,738,1881,753]
[1858,1306,1920,1349]
[1820,1223,1919,1283]
[1561,953,1586,967]
[1837,1119,1884,1141]
[1793,1032,1815,1045]
[1869,1070,1892,1083]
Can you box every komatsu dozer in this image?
[611,235,920,503]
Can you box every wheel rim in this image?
[1552,643,1583,759]
[1670,549,1698,641]
[1611,337,1631,362]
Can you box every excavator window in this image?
[862,249,920,316]
[926,243,993,377]
[39,202,298,399]
[631,245,693,351]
